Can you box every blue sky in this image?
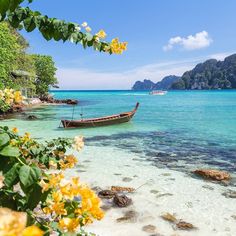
[21,0,236,89]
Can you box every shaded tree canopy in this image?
[32,54,57,97]
[0,21,21,88]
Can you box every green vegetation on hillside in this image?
[172,54,236,90]
[0,21,57,97]
[0,22,20,88]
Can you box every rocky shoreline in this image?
[0,95,78,119]
[40,95,78,105]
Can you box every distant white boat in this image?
[149,90,167,95]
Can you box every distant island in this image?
[132,53,236,90]
[132,76,180,90]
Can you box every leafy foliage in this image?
[1,0,127,54]
[0,127,103,235]
[32,54,58,97]
[0,21,20,88]
[0,21,36,91]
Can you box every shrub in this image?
[0,126,104,235]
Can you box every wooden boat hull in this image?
[61,103,139,128]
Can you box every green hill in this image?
[172,54,236,89]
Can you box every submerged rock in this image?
[161,213,196,231]
[111,186,135,193]
[27,115,38,120]
[161,213,177,223]
[116,210,138,223]
[194,169,230,181]
[156,193,173,198]
[122,177,133,182]
[231,215,236,220]
[222,190,236,198]
[114,173,122,176]
[150,190,159,194]
[176,221,196,230]
[202,185,214,190]
[113,195,132,207]
[98,190,115,199]
[142,224,156,233]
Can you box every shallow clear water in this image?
[1,90,236,174]
[2,90,236,235]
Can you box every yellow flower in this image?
[52,192,63,202]
[43,202,67,216]
[0,208,27,236]
[96,29,107,39]
[59,160,68,170]
[10,139,17,146]
[22,225,44,236]
[21,132,31,143]
[65,155,77,168]
[73,136,84,152]
[110,38,128,54]
[77,185,104,221]
[14,91,23,104]
[59,218,80,232]
[120,42,128,50]
[12,127,19,133]
[85,26,92,32]
[40,173,64,192]
[49,160,57,169]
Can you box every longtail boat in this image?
[61,102,139,128]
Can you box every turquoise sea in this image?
[2,90,236,235]
[2,90,236,175]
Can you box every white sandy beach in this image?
[65,146,236,236]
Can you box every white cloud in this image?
[209,52,233,61]
[57,59,198,90]
[163,31,212,51]
[56,52,234,90]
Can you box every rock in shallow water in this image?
[27,115,38,120]
[202,185,214,190]
[116,210,138,223]
[194,169,230,181]
[111,186,135,193]
[142,224,156,233]
[161,213,177,223]
[156,193,173,198]
[222,190,236,198]
[176,221,196,230]
[113,195,132,207]
[98,190,115,199]
[122,177,133,182]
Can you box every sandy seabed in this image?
[65,146,236,236]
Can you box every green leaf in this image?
[30,146,40,155]
[0,132,10,148]
[26,183,45,210]
[9,0,23,11]
[0,145,20,157]
[4,163,20,187]
[0,0,10,15]
[85,32,93,41]
[23,16,36,32]
[19,165,41,188]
